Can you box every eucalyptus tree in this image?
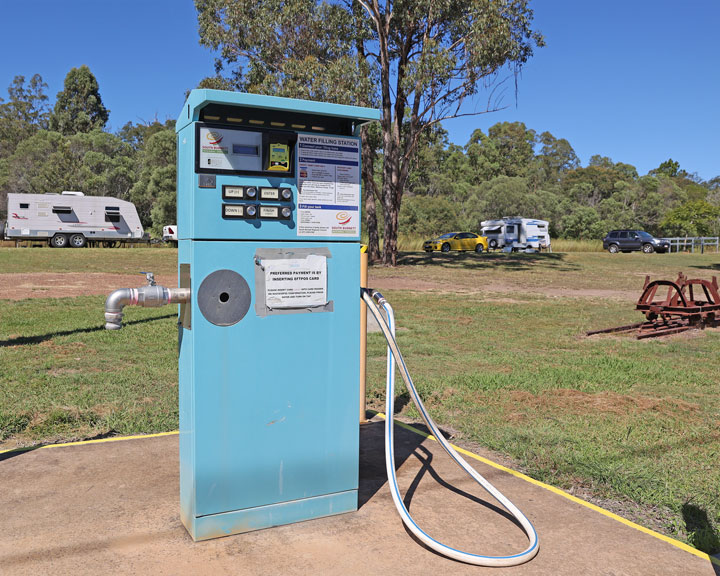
[0,74,50,159]
[50,65,109,135]
[195,0,543,264]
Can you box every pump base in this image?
[184,490,358,541]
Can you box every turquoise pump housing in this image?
[176,90,380,541]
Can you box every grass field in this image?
[1,247,719,553]
[390,234,605,252]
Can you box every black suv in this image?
[603,230,670,254]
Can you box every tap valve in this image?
[140,271,157,286]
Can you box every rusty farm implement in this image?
[587,272,720,339]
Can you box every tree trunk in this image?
[381,142,402,266]
[360,126,380,262]
[382,184,399,266]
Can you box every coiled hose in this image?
[362,288,539,567]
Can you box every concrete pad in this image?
[0,420,714,575]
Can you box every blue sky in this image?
[0,0,718,180]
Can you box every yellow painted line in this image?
[0,430,179,456]
[375,412,719,567]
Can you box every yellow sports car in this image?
[423,232,489,253]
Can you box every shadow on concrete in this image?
[379,251,578,273]
[359,419,424,508]
[399,444,524,558]
[0,446,37,462]
[405,443,520,523]
[359,418,525,559]
[0,313,176,348]
[0,429,124,463]
[358,418,515,513]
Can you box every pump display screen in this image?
[198,126,262,172]
[233,144,258,156]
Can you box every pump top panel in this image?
[176,90,381,243]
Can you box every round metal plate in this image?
[197,269,251,327]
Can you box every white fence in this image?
[665,237,720,253]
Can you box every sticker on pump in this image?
[263,255,327,309]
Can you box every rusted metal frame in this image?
[637,324,691,339]
[637,280,687,308]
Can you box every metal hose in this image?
[361,288,539,567]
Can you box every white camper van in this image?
[480,217,551,252]
[4,192,144,247]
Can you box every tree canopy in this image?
[396,127,720,241]
[0,69,175,236]
[1,48,718,246]
[195,0,544,264]
[50,65,110,135]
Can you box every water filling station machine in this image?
[105,90,538,566]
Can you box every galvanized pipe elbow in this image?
[104,286,191,330]
[105,288,135,330]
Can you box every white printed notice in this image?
[297,134,360,237]
[264,255,328,309]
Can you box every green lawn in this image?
[364,289,720,552]
[370,250,720,294]
[0,296,177,444]
[1,247,719,553]
[0,246,177,274]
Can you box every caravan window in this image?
[506,225,516,234]
[105,206,121,223]
[52,206,72,214]
[20,203,29,209]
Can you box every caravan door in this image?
[504,223,519,246]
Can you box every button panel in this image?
[221,184,294,223]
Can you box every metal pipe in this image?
[105,285,190,330]
[359,248,368,423]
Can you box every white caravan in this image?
[4,192,144,247]
[162,224,178,244]
[480,217,551,251]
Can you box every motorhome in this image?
[4,192,144,247]
[480,217,551,251]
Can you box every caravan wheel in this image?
[69,234,87,248]
[50,234,68,248]
[488,239,498,249]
